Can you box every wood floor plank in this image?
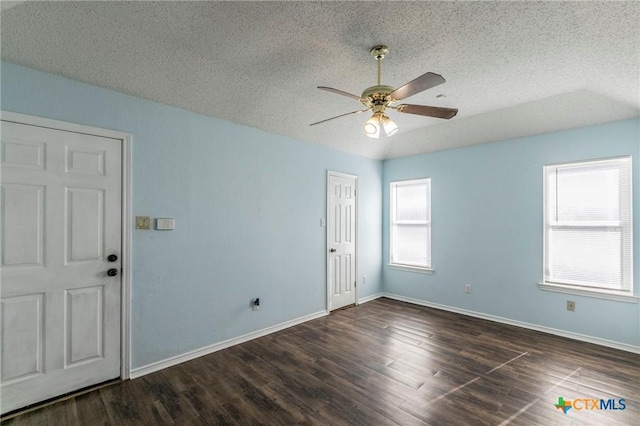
[73,391,111,426]
[3,298,638,425]
[43,401,80,426]
[99,380,152,425]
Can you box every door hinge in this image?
[354,281,357,287]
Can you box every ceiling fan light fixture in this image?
[381,114,398,136]
[364,112,397,138]
[363,114,381,138]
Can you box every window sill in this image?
[388,264,434,275]
[538,282,638,303]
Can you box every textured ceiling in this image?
[1,1,639,160]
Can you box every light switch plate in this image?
[136,216,151,230]
[156,218,175,230]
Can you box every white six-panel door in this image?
[327,172,357,311]
[1,121,122,414]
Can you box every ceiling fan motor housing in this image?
[362,85,395,112]
[361,85,394,99]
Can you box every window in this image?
[390,178,431,271]
[543,157,633,295]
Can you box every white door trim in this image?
[326,170,358,312]
[1,110,133,380]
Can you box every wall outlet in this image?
[363,275,367,284]
[251,298,260,311]
[567,300,575,312]
[465,284,471,294]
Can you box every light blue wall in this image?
[1,62,383,368]
[383,119,640,347]
[3,61,637,366]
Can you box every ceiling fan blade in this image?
[397,104,458,119]
[318,86,366,102]
[310,109,370,126]
[389,72,446,101]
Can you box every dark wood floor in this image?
[3,298,639,425]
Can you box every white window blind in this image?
[391,178,431,269]
[544,157,632,292]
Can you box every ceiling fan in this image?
[311,45,458,138]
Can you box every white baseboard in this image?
[131,292,638,379]
[130,310,328,379]
[382,292,640,354]
[358,292,384,304]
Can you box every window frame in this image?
[389,178,433,273]
[541,156,635,301]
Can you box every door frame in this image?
[326,170,358,312]
[1,110,133,380]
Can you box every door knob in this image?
[107,268,118,277]
[330,248,336,253]
[107,254,118,262]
